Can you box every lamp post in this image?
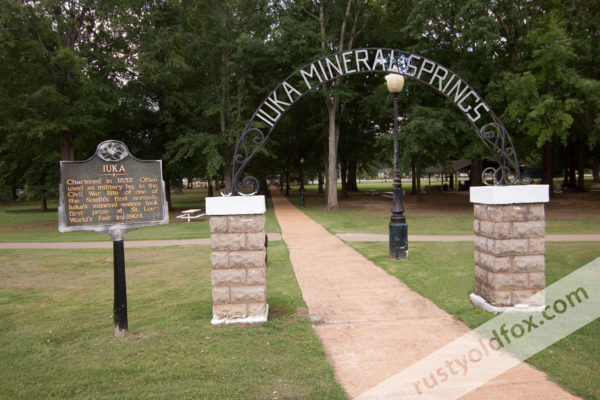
[385,69,408,260]
[299,156,305,207]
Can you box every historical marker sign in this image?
[59,140,168,234]
[58,140,169,337]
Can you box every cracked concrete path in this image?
[271,189,579,399]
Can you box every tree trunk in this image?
[449,173,454,190]
[207,176,214,197]
[577,138,585,192]
[562,165,568,188]
[470,156,483,186]
[341,162,349,199]
[60,131,75,161]
[318,171,324,194]
[567,143,576,189]
[348,161,359,192]
[165,182,173,212]
[593,160,600,183]
[41,196,48,212]
[326,106,339,209]
[541,141,554,198]
[285,172,290,197]
[416,154,423,201]
[224,162,233,194]
[411,156,417,195]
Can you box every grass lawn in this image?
[1,183,597,242]
[0,241,345,399]
[349,240,600,400]
[0,190,281,242]
[284,184,600,236]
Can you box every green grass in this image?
[299,206,474,235]
[349,240,600,399]
[0,241,345,399]
[283,184,600,236]
[0,191,281,242]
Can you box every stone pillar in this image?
[205,195,268,325]
[469,185,549,313]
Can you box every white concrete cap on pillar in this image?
[205,195,266,215]
[470,185,549,205]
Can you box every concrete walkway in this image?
[1,232,594,250]
[270,189,579,399]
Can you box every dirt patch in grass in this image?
[342,190,600,217]
[0,221,57,231]
[544,192,600,217]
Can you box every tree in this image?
[292,0,381,209]
[0,1,134,208]
[494,11,597,193]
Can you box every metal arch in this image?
[226,48,521,196]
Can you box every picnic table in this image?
[176,209,205,222]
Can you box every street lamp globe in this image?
[385,68,405,94]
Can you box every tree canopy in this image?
[1,0,598,208]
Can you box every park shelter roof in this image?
[424,160,472,174]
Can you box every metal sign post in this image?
[58,140,169,337]
[110,229,128,337]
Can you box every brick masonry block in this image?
[487,272,528,290]
[512,255,545,272]
[501,205,533,222]
[528,238,545,254]
[212,287,230,304]
[209,216,229,233]
[473,219,480,234]
[211,233,245,251]
[502,204,545,222]
[474,235,488,252]
[246,232,266,251]
[528,272,545,289]
[229,250,266,268]
[213,303,247,319]
[512,221,545,238]
[478,252,511,272]
[473,204,486,220]
[474,265,488,284]
[511,289,539,305]
[211,269,246,286]
[247,268,266,285]
[228,215,265,233]
[230,286,266,303]
[477,281,492,299]
[247,303,267,316]
[479,221,512,239]
[210,252,229,269]
[475,205,503,222]
[487,288,512,306]
[527,204,545,221]
[488,238,529,256]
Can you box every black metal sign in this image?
[229,47,522,195]
[59,140,168,232]
[58,140,169,337]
